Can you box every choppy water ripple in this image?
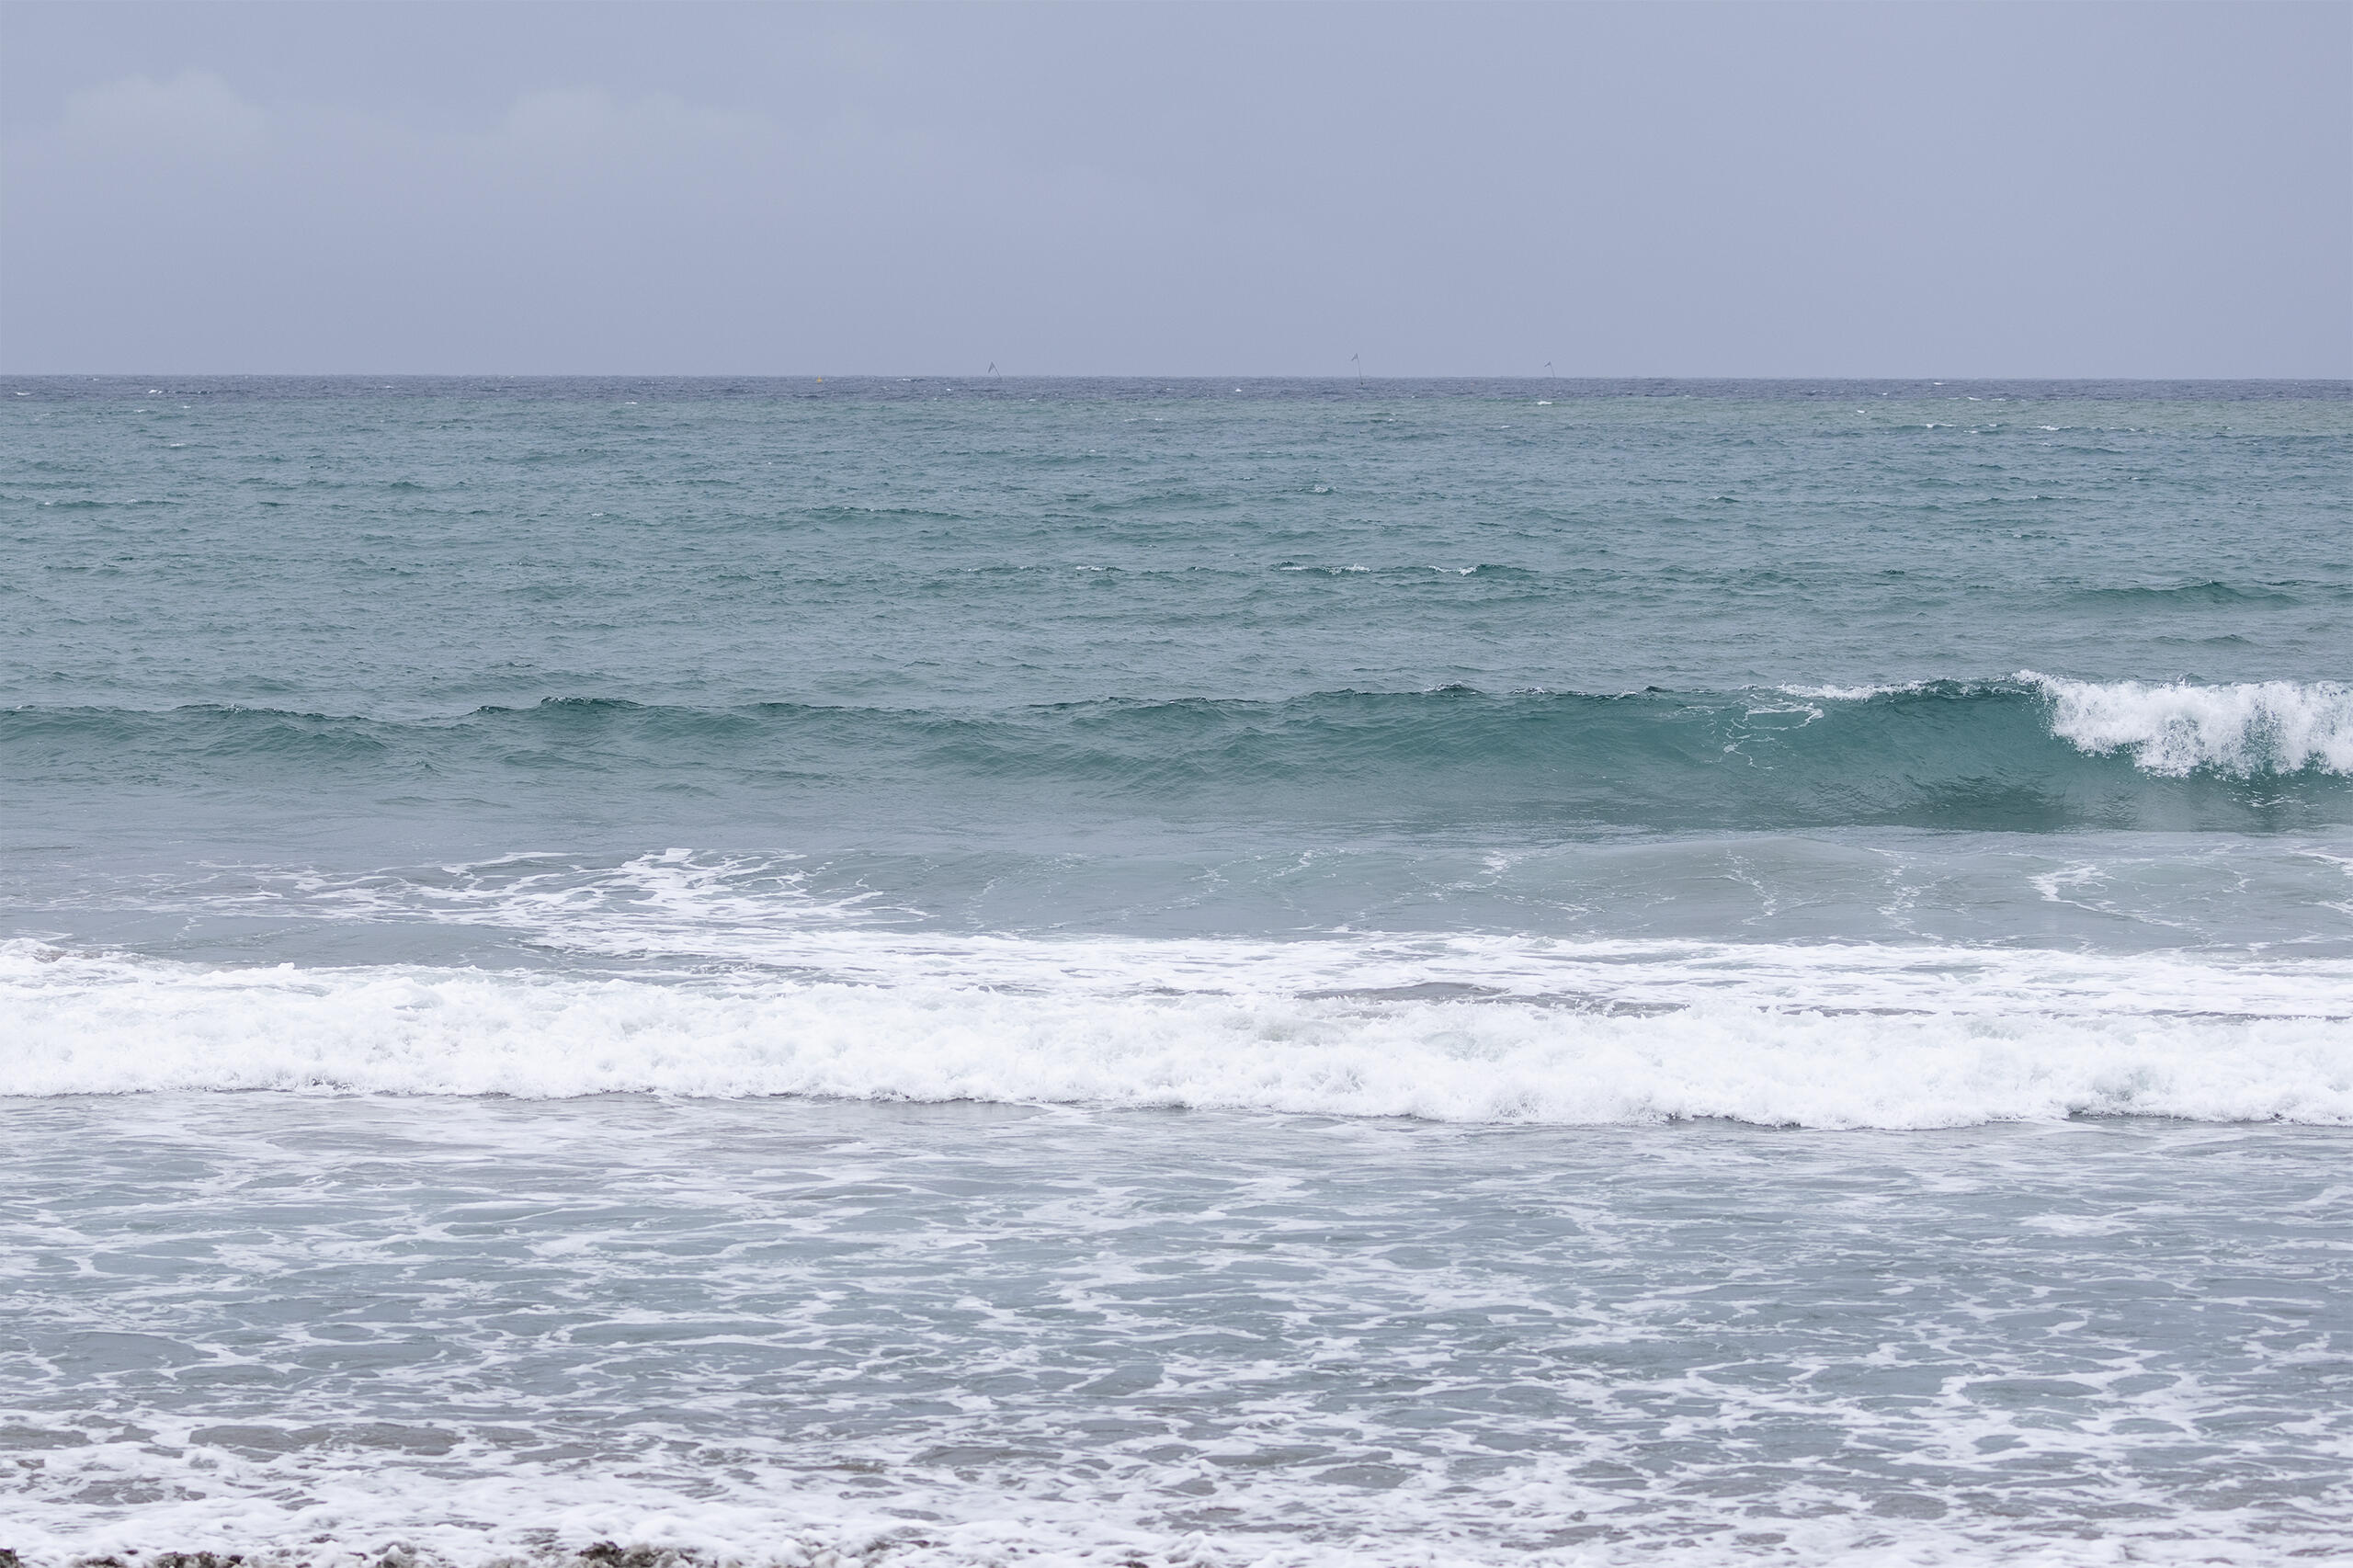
[6,378,2349,720]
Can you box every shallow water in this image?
[6,1096,2349,1566]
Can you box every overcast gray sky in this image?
[3,1,2347,376]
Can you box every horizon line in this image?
[6,371,2348,383]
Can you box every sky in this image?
[2,1,2347,377]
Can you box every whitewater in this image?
[4,376,2350,1566]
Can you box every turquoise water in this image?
[3,378,2350,1564]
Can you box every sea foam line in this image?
[6,946,2347,1127]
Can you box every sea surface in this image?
[3,376,2350,1565]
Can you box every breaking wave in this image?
[6,676,2350,836]
[2029,671,2353,777]
[6,938,2347,1127]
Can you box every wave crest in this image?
[2029,673,2353,778]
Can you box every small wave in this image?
[8,677,2349,835]
[2027,672,2353,778]
[2072,580,2302,608]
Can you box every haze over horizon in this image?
[4,0,2347,379]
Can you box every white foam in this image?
[1774,680,1927,700]
[5,940,2347,1127]
[5,1433,2313,1568]
[2026,672,2353,777]
[229,850,2353,1004]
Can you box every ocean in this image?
[3,376,2348,1565]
